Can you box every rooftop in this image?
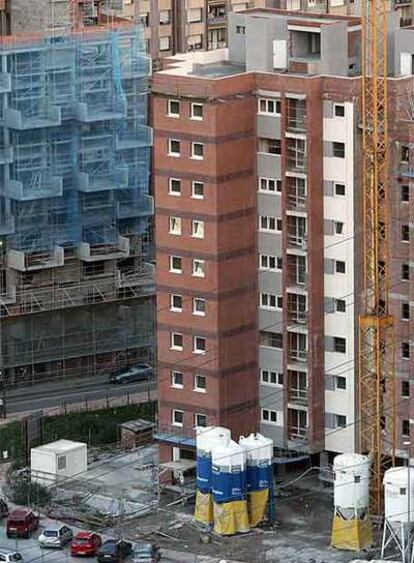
[243,7,361,26]
[33,439,87,454]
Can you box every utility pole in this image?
[0,240,6,418]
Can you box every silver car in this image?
[38,525,73,549]
[0,548,24,562]
[109,363,153,384]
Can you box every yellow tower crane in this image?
[359,0,396,516]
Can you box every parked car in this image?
[0,548,24,562]
[109,363,152,384]
[96,539,133,562]
[6,509,39,539]
[133,543,161,562]
[70,531,102,556]
[0,499,9,518]
[38,524,73,548]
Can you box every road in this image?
[4,376,156,415]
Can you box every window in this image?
[260,331,283,349]
[333,142,345,158]
[402,224,410,242]
[261,408,278,425]
[169,178,181,196]
[171,371,184,388]
[402,264,410,281]
[277,219,283,231]
[57,456,67,470]
[191,142,204,160]
[259,215,277,232]
[171,332,183,351]
[190,103,203,120]
[168,139,180,156]
[333,337,347,354]
[336,376,346,390]
[334,104,345,117]
[188,8,202,22]
[335,414,347,428]
[259,177,282,193]
[401,184,410,202]
[261,370,283,386]
[195,413,207,427]
[159,9,171,24]
[192,220,204,239]
[193,298,206,316]
[259,254,280,271]
[172,409,184,427]
[170,294,182,312]
[336,299,346,313]
[258,98,281,115]
[401,145,410,163]
[192,259,205,278]
[259,138,281,155]
[402,302,410,321]
[260,292,277,309]
[402,342,410,359]
[169,255,182,273]
[334,221,344,235]
[194,374,206,392]
[335,260,346,274]
[159,36,171,51]
[192,181,204,199]
[193,336,206,354]
[402,381,410,398]
[236,25,246,34]
[403,419,410,437]
[169,216,181,235]
[334,183,346,196]
[168,99,180,117]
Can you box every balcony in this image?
[399,163,414,178]
[75,99,127,123]
[289,388,308,406]
[78,236,130,262]
[74,166,128,192]
[288,349,307,363]
[7,247,64,272]
[4,106,61,130]
[287,191,307,211]
[287,234,307,251]
[117,195,153,219]
[0,147,13,164]
[288,308,308,325]
[208,14,226,26]
[115,126,153,150]
[5,175,63,201]
[286,98,307,133]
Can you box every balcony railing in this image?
[287,235,307,250]
[287,193,307,210]
[289,388,308,405]
[286,117,307,133]
[288,349,307,362]
[288,309,307,324]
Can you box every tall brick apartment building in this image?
[153,8,414,467]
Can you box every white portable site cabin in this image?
[30,439,87,485]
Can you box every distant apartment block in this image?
[152,8,413,468]
[0,21,154,389]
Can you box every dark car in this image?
[0,499,8,518]
[109,364,152,384]
[133,543,161,562]
[96,539,133,562]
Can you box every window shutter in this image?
[324,297,335,314]
[324,180,334,196]
[325,412,335,429]
[324,220,334,236]
[323,141,333,157]
[323,100,334,118]
[325,335,335,352]
[325,374,335,390]
[324,258,335,274]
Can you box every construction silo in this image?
[331,453,372,551]
[194,426,231,525]
[212,439,249,535]
[239,433,274,527]
[381,466,414,562]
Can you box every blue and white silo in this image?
[212,439,249,535]
[194,426,230,525]
[239,433,274,527]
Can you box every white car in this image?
[38,525,73,548]
[0,548,24,562]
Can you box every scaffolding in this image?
[0,19,154,386]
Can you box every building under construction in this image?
[0,15,154,389]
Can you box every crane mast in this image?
[359,0,396,515]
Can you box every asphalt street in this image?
[4,376,156,414]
